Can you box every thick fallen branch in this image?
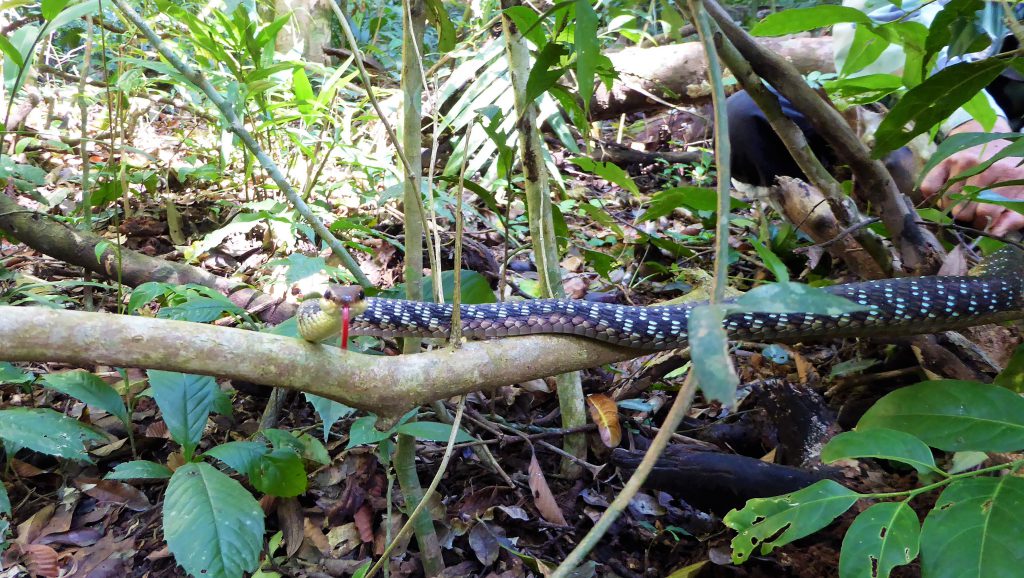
[0,192,295,324]
[0,307,638,417]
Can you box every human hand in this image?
[920,119,1024,236]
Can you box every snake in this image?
[296,246,1024,351]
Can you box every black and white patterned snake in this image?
[296,247,1024,351]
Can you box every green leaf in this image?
[873,59,1006,157]
[346,416,392,448]
[642,186,741,221]
[503,5,546,47]
[250,448,307,497]
[575,0,599,115]
[0,481,9,515]
[962,87,997,131]
[281,253,326,285]
[825,74,903,105]
[920,476,1024,578]
[749,237,788,283]
[107,460,174,480]
[416,270,496,304]
[205,441,269,474]
[751,6,870,37]
[0,408,104,462]
[147,371,220,460]
[734,282,870,315]
[915,132,1022,189]
[424,0,456,52]
[995,343,1024,393]
[839,501,920,578]
[0,362,33,385]
[41,370,129,424]
[126,282,169,314]
[0,36,24,68]
[725,479,860,563]
[840,25,889,77]
[305,394,355,441]
[857,380,1024,452]
[40,0,69,20]
[571,158,639,196]
[396,421,475,443]
[164,463,263,578]
[689,304,738,407]
[158,296,246,323]
[822,429,937,474]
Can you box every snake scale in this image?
[297,247,1024,351]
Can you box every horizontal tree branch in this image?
[0,307,639,417]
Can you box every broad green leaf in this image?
[920,476,1024,578]
[874,59,1006,156]
[424,0,456,52]
[41,0,69,20]
[291,67,313,118]
[306,394,355,441]
[0,362,33,384]
[826,74,904,105]
[725,479,860,563]
[575,0,598,115]
[147,371,220,460]
[250,448,307,497]
[947,451,988,474]
[571,158,639,196]
[752,6,870,37]
[164,463,263,578]
[915,132,1022,188]
[734,282,870,315]
[293,432,330,465]
[205,441,269,474]
[526,42,570,106]
[416,270,496,304]
[840,501,920,578]
[107,460,173,480]
[857,380,1024,452]
[689,304,738,406]
[0,481,9,515]
[280,253,326,285]
[995,343,1024,392]
[0,408,104,462]
[822,429,937,474]
[397,421,475,443]
[962,88,997,131]
[643,186,745,221]
[158,296,246,323]
[503,5,546,47]
[346,416,392,448]
[126,282,169,314]
[840,25,889,77]
[41,370,129,423]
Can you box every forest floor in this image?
[2,98,1019,578]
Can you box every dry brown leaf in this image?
[528,453,568,526]
[276,497,305,557]
[78,479,152,512]
[354,503,375,543]
[585,394,622,448]
[20,543,59,578]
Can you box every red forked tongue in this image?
[341,306,351,351]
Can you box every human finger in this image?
[990,209,1024,236]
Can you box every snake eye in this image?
[323,288,334,300]
[358,288,365,300]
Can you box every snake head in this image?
[323,285,369,316]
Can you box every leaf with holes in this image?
[822,429,937,474]
[586,393,621,448]
[920,476,1024,578]
[725,480,860,563]
[857,380,1024,452]
[0,408,104,462]
[840,501,920,578]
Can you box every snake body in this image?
[298,247,1024,351]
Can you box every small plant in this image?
[725,379,1024,578]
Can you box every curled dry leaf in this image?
[586,393,622,448]
[528,453,568,526]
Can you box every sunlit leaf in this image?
[585,394,622,448]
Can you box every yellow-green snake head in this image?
[297,285,368,343]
